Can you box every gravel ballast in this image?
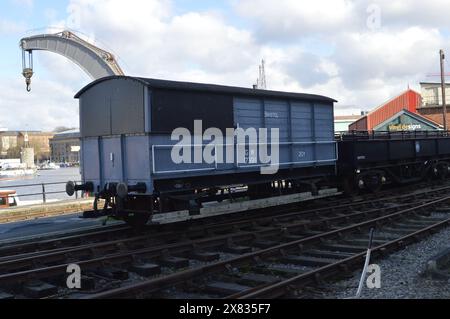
[321,226,450,299]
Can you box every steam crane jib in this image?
[19,30,125,92]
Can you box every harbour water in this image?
[0,167,81,205]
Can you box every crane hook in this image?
[21,49,33,93]
[22,68,33,93]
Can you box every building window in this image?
[426,87,439,105]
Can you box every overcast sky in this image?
[1,0,450,131]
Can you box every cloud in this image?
[5,0,450,134]
[231,0,450,111]
[272,47,338,88]
[65,0,446,112]
[333,27,444,90]
[37,52,91,87]
[234,0,450,41]
[0,78,79,132]
[361,0,450,29]
[234,0,357,41]
[4,0,265,131]
[63,0,260,84]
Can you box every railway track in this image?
[0,183,447,263]
[84,196,450,299]
[0,180,445,259]
[0,183,449,298]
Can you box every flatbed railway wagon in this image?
[337,130,450,192]
[66,76,337,226]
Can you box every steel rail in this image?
[237,218,450,299]
[0,179,445,252]
[82,196,450,299]
[0,182,449,298]
[0,198,425,275]
[0,184,443,263]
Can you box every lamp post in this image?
[440,49,447,131]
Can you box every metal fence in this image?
[0,180,86,206]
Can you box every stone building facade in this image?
[49,129,80,163]
[0,131,54,160]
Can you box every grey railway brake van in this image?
[69,76,337,224]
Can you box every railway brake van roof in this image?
[75,76,337,103]
[75,76,337,138]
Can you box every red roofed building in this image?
[349,89,428,131]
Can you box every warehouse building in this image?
[49,129,80,164]
[372,109,441,131]
[349,89,442,132]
